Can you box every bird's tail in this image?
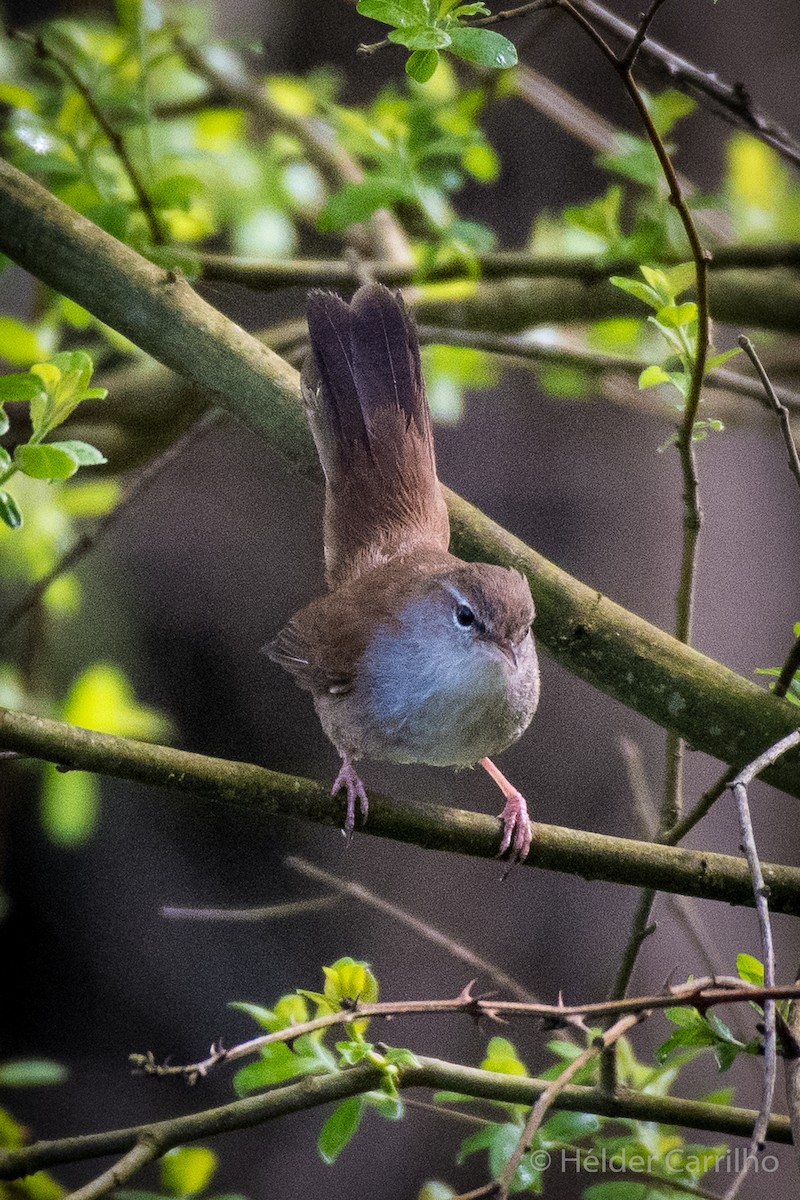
[302,283,449,587]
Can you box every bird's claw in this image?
[331,756,369,845]
[497,788,533,874]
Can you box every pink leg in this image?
[480,757,533,867]
[331,752,369,845]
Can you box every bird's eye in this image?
[455,604,475,628]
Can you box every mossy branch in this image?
[0,158,798,797]
[0,1054,792,1185]
[3,706,800,912]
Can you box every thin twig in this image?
[618,0,669,70]
[161,894,341,922]
[130,975,800,1083]
[572,0,800,170]
[554,0,711,1095]
[285,856,546,1005]
[738,336,800,493]
[493,1013,642,1200]
[63,1139,159,1200]
[724,732,800,1199]
[8,29,165,246]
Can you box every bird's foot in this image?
[331,754,369,846]
[497,789,533,866]
[480,756,533,871]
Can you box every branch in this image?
[0,1053,792,1185]
[572,0,800,170]
[495,1012,643,1200]
[1,159,799,794]
[723,734,800,1197]
[130,976,800,1082]
[284,856,545,1005]
[412,274,800,337]
[5,708,800,912]
[738,336,800,493]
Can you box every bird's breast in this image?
[322,614,539,767]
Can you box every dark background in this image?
[2,1,800,1197]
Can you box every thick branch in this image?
[0,159,799,796]
[4,708,800,912]
[0,1055,792,1184]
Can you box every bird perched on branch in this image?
[267,283,539,863]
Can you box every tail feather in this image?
[302,284,449,587]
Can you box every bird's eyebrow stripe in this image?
[439,581,472,609]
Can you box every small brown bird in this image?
[267,284,539,862]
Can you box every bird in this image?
[266,283,540,863]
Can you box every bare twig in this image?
[131,975,800,1083]
[618,0,669,70]
[573,0,800,170]
[286,856,549,1006]
[63,1140,159,1200]
[738,336,800,493]
[8,29,165,246]
[494,1012,643,1200]
[161,895,341,921]
[724,732,800,1199]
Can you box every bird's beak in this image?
[494,637,519,669]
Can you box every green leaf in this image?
[645,87,696,137]
[0,1059,67,1087]
[229,1001,278,1029]
[0,447,11,472]
[0,373,47,402]
[0,317,47,366]
[639,364,672,388]
[737,952,764,986]
[539,1109,601,1146]
[584,1184,650,1200]
[655,302,698,328]
[357,0,429,23]
[14,443,80,481]
[609,275,662,309]
[480,1036,527,1076]
[417,1185,456,1200]
[389,24,451,49]
[318,1096,365,1164]
[49,440,107,467]
[0,490,22,529]
[161,1147,218,1197]
[323,958,379,1006]
[406,48,440,81]
[663,260,697,297]
[447,27,517,69]
[707,347,742,370]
